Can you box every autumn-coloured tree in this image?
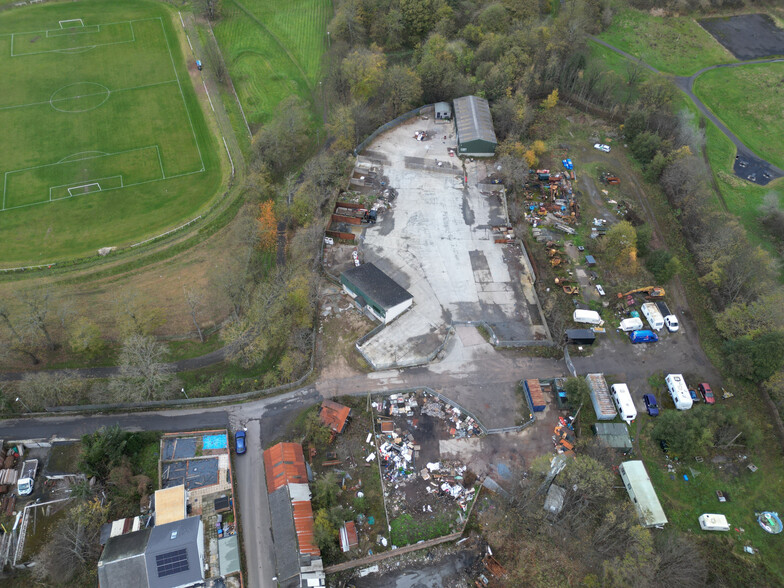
[543,88,559,109]
[523,149,538,168]
[257,200,277,251]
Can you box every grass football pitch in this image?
[0,0,222,265]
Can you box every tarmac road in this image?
[589,35,784,186]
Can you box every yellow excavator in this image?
[617,286,665,299]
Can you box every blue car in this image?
[630,330,658,343]
[235,430,246,455]
[643,393,659,417]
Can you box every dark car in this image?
[235,430,247,455]
[699,383,715,405]
[643,393,659,417]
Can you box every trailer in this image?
[665,373,693,410]
[565,329,596,345]
[17,459,38,496]
[585,373,617,421]
[641,302,664,331]
[523,379,547,412]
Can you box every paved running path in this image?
[589,35,784,185]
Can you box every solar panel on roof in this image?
[155,548,189,577]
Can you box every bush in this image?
[645,249,680,283]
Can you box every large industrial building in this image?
[453,95,498,157]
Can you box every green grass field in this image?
[213,0,330,127]
[695,62,784,171]
[0,0,222,265]
[599,7,736,75]
[638,416,784,583]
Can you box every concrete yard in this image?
[356,116,549,369]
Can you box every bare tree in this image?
[653,533,708,588]
[33,500,107,585]
[183,287,205,343]
[19,370,80,409]
[19,289,56,350]
[0,304,41,364]
[110,335,172,401]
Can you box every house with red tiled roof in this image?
[319,400,352,434]
[262,443,325,588]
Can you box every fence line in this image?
[354,104,435,156]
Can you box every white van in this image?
[610,383,637,425]
[573,309,603,326]
[699,514,730,532]
[619,317,644,332]
[665,373,692,410]
[641,302,664,331]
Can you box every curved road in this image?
[589,35,784,185]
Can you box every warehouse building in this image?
[453,95,497,156]
[619,460,668,528]
[341,263,413,324]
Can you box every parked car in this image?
[699,383,715,404]
[643,393,659,417]
[629,329,658,343]
[689,389,700,403]
[664,315,680,332]
[235,430,247,455]
[594,143,611,153]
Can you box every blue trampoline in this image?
[203,434,228,450]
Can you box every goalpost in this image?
[66,182,102,197]
[59,19,84,28]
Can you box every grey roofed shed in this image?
[592,422,632,452]
[434,101,451,120]
[341,263,413,323]
[97,528,152,588]
[453,95,498,156]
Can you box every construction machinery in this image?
[600,171,620,185]
[617,286,665,299]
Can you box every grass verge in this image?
[599,6,736,75]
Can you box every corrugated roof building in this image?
[263,443,325,588]
[264,442,309,493]
[453,95,497,157]
[319,400,352,434]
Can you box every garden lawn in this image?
[600,7,736,75]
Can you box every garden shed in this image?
[434,101,451,120]
[453,95,497,156]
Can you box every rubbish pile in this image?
[420,395,482,439]
[413,130,429,141]
[420,460,475,511]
